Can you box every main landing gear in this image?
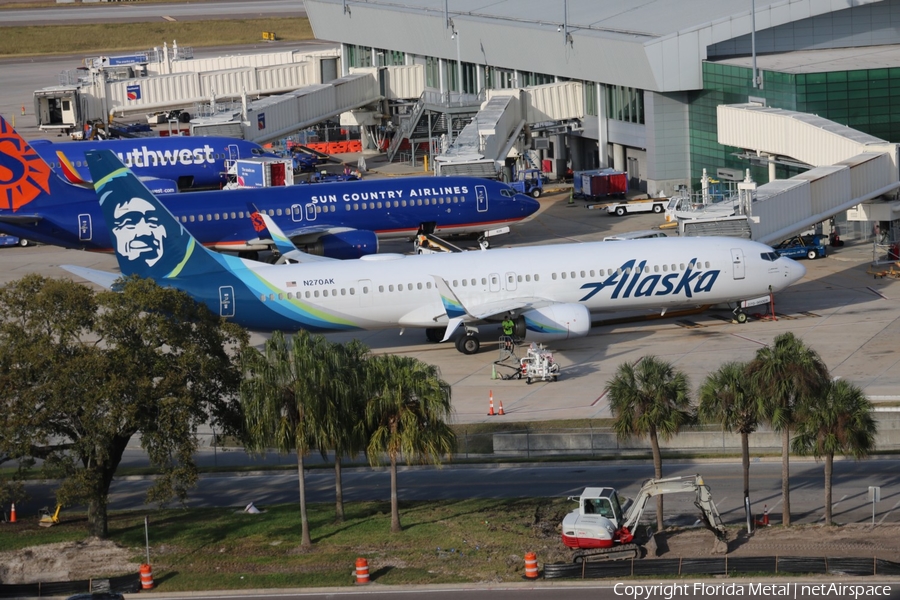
[455,334,480,355]
[733,309,748,324]
[425,326,481,354]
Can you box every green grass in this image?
[1,498,576,589]
[0,17,315,58]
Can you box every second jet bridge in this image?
[679,104,900,244]
[433,81,585,177]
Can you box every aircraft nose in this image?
[786,257,806,283]
[518,194,541,216]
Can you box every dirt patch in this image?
[0,538,142,584]
[2,525,900,586]
[662,523,900,561]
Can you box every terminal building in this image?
[305,0,900,246]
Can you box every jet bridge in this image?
[680,105,900,242]
[190,72,381,144]
[434,81,584,177]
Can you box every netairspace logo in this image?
[612,582,893,599]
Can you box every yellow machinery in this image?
[39,505,61,527]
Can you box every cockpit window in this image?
[500,189,515,197]
[760,252,780,261]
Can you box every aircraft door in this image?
[60,98,76,127]
[505,272,517,291]
[290,203,317,222]
[731,248,745,280]
[78,214,92,241]
[357,279,372,307]
[476,184,488,213]
[227,144,240,161]
[489,273,501,292]
[219,286,235,318]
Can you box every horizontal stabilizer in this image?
[0,214,42,225]
[59,265,120,290]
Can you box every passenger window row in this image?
[550,261,712,280]
[176,196,467,223]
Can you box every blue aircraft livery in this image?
[62,149,807,356]
[30,136,277,191]
[0,115,540,258]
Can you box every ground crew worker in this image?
[502,316,516,352]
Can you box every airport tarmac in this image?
[2,190,898,425]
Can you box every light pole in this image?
[451,22,462,100]
[751,0,761,88]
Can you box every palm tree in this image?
[241,330,336,548]
[792,379,876,525]
[698,361,759,511]
[607,355,693,532]
[364,354,456,533]
[747,332,829,527]
[314,339,370,523]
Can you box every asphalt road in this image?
[116,585,900,600]
[0,0,306,27]
[21,458,900,526]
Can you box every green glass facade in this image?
[689,62,900,188]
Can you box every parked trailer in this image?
[576,169,628,200]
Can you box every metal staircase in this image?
[387,92,427,162]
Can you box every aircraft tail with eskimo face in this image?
[62,149,808,354]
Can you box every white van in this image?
[603,230,668,241]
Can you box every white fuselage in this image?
[236,236,805,331]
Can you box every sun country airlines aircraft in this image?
[0,116,539,258]
[62,150,807,354]
[29,136,276,191]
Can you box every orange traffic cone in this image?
[487,390,495,416]
[498,401,505,416]
[9,503,16,524]
[355,557,370,584]
[524,552,539,579]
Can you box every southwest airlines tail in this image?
[0,115,96,211]
[85,149,228,280]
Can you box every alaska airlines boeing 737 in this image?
[62,150,807,354]
[0,116,538,259]
[30,136,275,191]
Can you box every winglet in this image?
[250,208,297,256]
[431,276,472,320]
[56,150,92,187]
[441,316,465,343]
[248,205,335,264]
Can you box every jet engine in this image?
[302,230,379,260]
[513,304,591,342]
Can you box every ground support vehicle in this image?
[0,234,28,247]
[518,343,559,383]
[595,199,668,216]
[561,475,727,562]
[414,233,465,254]
[509,168,545,198]
[773,234,828,260]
